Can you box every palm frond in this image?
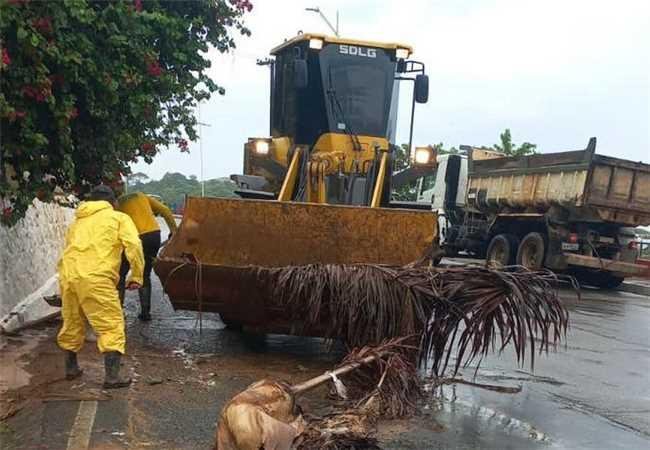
[269,264,570,377]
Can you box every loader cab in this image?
[269,34,414,146]
[239,33,430,207]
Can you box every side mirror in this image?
[414,74,429,104]
[294,59,308,89]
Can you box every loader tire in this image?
[486,234,519,268]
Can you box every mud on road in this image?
[1,276,649,450]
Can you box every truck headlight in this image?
[254,140,270,155]
[414,147,432,165]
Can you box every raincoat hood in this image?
[76,200,113,218]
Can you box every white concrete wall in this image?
[0,199,74,332]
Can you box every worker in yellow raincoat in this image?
[57,185,144,389]
[116,190,177,321]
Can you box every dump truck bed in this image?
[467,140,650,226]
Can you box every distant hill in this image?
[127,172,236,212]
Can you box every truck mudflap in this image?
[564,253,647,276]
[154,197,438,327]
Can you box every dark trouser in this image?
[118,230,161,315]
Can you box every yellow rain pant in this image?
[58,280,125,354]
[56,200,144,355]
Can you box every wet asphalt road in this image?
[2,274,649,449]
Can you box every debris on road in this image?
[215,264,572,449]
[273,264,570,374]
[215,337,417,450]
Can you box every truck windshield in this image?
[320,45,396,138]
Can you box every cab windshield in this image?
[320,45,397,138]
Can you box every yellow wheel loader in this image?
[155,33,440,333]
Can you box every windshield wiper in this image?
[327,69,362,153]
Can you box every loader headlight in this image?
[395,48,410,60]
[309,38,324,50]
[254,140,270,155]
[414,147,432,165]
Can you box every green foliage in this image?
[391,144,416,201]
[493,128,537,156]
[0,0,251,225]
[129,171,236,211]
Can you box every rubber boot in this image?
[137,285,152,321]
[64,350,83,380]
[102,352,132,389]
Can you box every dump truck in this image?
[155,33,441,329]
[415,138,650,287]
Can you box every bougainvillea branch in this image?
[0,0,251,225]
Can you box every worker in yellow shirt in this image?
[58,185,144,389]
[116,190,178,321]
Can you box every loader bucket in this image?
[154,197,437,334]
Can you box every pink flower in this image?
[22,81,52,102]
[32,17,53,35]
[176,138,189,152]
[134,0,143,12]
[231,0,253,12]
[2,48,10,66]
[146,60,162,77]
[141,142,155,155]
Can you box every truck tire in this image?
[517,232,546,270]
[486,234,519,268]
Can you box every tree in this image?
[0,0,252,225]
[493,128,537,156]
[127,171,149,186]
[130,171,236,211]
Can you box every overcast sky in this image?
[132,0,649,181]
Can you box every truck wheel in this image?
[517,232,546,270]
[486,234,519,268]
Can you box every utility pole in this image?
[305,6,340,36]
[197,102,211,197]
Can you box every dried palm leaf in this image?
[293,410,380,450]
[269,264,570,376]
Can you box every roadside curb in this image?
[618,282,650,297]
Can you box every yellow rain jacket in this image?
[57,201,144,354]
[117,192,177,235]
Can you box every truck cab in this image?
[415,153,467,248]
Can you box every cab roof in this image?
[270,33,414,56]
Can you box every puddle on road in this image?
[0,330,50,394]
[424,383,552,445]
[433,395,550,442]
